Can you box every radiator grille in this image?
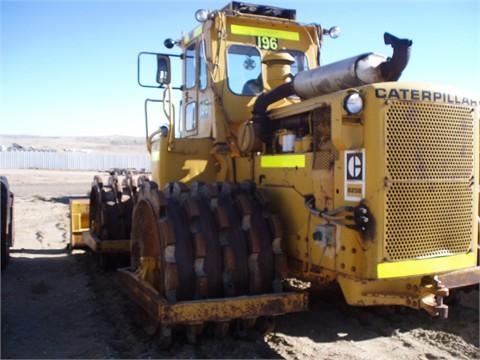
[384,101,475,261]
[386,102,474,180]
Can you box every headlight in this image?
[343,92,364,115]
[327,26,341,39]
[195,9,210,23]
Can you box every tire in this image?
[1,180,10,270]
[1,237,9,270]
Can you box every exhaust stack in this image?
[293,32,412,99]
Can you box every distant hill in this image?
[0,135,147,154]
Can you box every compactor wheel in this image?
[118,173,138,238]
[235,182,286,333]
[211,182,250,297]
[130,179,165,290]
[162,182,195,303]
[89,175,134,241]
[239,182,286,293]
[89,176,106,238]
[129,179,284,345]
[187,182,223,299]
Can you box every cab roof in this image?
[221,1,296,20]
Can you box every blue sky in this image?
[1,0,479,137]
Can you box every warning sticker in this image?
[345,150,365,201]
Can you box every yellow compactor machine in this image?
[71,1,480,345]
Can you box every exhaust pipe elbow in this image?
[379,32,413,81]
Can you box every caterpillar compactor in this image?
[71,1,480,345]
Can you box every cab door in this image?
[181,39,212,139]
[182,41,200,137]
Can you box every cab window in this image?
[199,41,207,90]
[185,102,197,132]
[185,43,196,89]
[227,45,262,96]
[286,50,309,75]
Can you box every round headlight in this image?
[322,26,341,39]
[344,92,364,115]
[328,26,341,39]
[195,9,209,23]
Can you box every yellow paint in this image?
[377,253,477,278]
[230,24,299,40]
[135,257,158,285]
[260,155,305,168]
[69,198,90,248]
[179,159,209,183]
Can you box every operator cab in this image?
[140,2,325,140]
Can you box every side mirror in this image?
[138,52,176,88]
[156,55,171,85]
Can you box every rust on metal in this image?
[419,291,449,319]
[417,266,480,318]
[82,231,130,253]
[419,276,451,318]
[117,268,307,325]
[436,266,480,289]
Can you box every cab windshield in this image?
[227,45,309,96]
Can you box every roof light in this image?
[195,9,210,23]
[324,26,341,39]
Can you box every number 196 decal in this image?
[256,36,278,50]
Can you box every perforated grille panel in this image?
[386,102,474,180]
[384,101,475,261]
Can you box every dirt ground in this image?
[1,169,479,359]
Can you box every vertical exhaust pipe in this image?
[379,32,412,81]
